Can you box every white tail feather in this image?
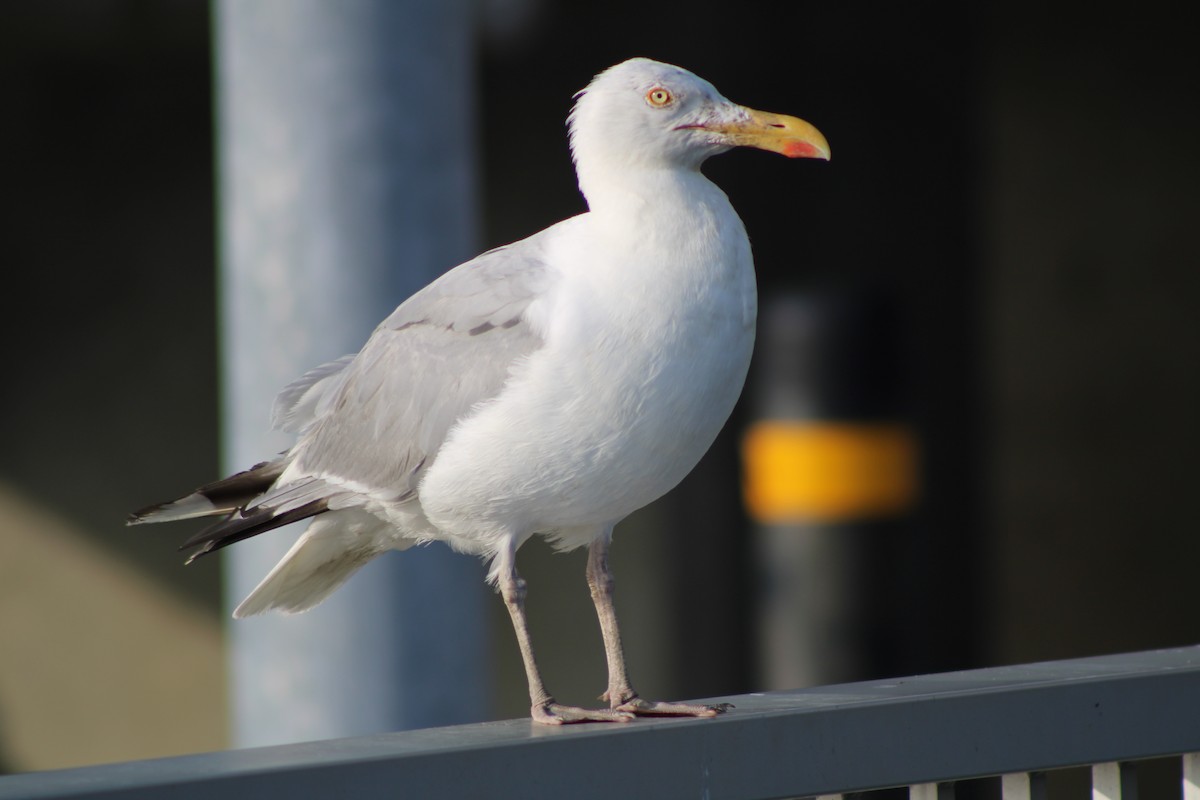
[232,509,407,618]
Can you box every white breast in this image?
[418,177,756,550]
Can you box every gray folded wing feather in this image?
[276,233,559,507]
[272,355,357,434]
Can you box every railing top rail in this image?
[3,645,1199,800]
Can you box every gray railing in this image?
[1,646,1198,799]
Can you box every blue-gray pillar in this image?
[214,0,488,747]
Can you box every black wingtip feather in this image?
[181,499,329,563]
[128,458,289,526]
[192,459,288,511]
[127,505,164,526]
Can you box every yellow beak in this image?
[705,107,831,160]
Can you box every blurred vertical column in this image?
[214,0,487,746]
[743,291,917,688]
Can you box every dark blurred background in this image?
[1,0,1197,772]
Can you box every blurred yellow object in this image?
[742,422,918,523]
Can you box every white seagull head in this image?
[568,57,829,198]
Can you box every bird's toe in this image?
[613,698,733,717]
[532,703,636,725]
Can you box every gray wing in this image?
[271,354,357,434]
[274,230,559,507]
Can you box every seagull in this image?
[130,57,829,724]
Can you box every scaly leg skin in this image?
[586,534,734,719]
[495,540,634,725]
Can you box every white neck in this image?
[577,161,724,223]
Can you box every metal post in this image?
[1002,772,1047,800]
[744,291,916,688]
[1184,753,1200,800]
[214,0,486,746]
[1093,762,1139,800]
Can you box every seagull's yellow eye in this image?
[646,88,673,107]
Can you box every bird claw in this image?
[532,703,636,725]
[613,697,734,717]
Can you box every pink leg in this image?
[586,534,732,718]
[495,541,633,724]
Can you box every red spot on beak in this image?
[783,140,828,160]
